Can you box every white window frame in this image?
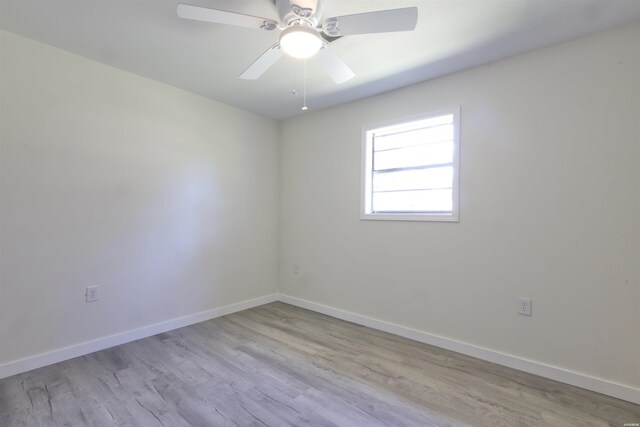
[360,107,460,222]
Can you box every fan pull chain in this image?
[291,60,297,96]
[302,59,308,111]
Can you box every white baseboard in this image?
[2,292,638,405]
[278,294,640,405]
[0,294,278,380]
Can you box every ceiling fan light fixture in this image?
[279,25,322,59]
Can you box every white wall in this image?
[0,31,279,365]
[280,22,640,389]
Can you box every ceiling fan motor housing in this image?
[277,0,323,27]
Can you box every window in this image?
[361,107,460,221]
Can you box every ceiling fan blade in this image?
[177,4,278,30]
[240,44,284,80]
[322,7,418,37]
[315,45,355,84]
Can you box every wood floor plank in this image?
[1,302,638,426]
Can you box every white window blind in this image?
[361,108,460,221]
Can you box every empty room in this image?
[1,0,639,425]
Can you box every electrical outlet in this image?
[518,297,532,316]
[293,264,301,275]
[86,286,99,302]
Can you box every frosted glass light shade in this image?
[279,26,322,59]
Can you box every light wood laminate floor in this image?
[1,302,639,426]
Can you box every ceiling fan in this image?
[177,0,418,84]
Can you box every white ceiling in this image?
[2,0,640,120]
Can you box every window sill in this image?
[360,213,459,222]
